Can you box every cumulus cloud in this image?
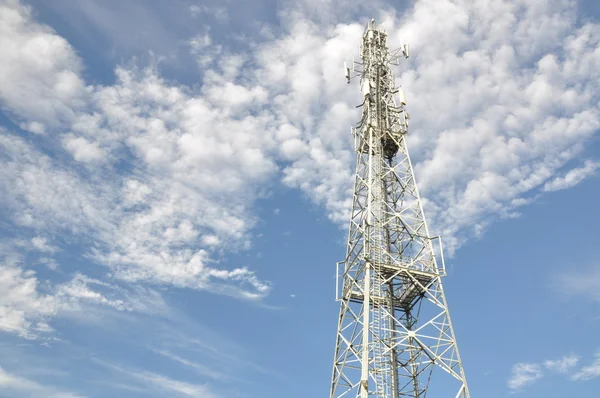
[0,0,85,129]
[63,135,106,163]
[0,132,116,233]
[0,0,274,328]
[0,261,57,338]
[251,0,600,253]
[82,67,274,297]
[0,0,599,339]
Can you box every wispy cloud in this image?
[189,4,228,22]
[0,294,273,397]
[0,255,168,338]
[571,351,600,381]
[30,237,59,254]
[72,298,276,389]
[543,161,599,192]
[31,0,194,61]
[152,349,229,381]
[508,354,580,392]
[508,363,543,392]
[90,358,220,398]
[143,312,281,382]
[544,354,580,374]
[555,266,600,303]
[0,367,85,398]
[131,371,219,398]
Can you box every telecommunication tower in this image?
[330,20,470,398]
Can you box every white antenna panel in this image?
[398,88,407,105]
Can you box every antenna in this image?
[344,62,350,84]
[398,87,407,105]
[402,43,410,58]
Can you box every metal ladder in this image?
[371,153,389,398]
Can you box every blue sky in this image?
[0,0,599,397]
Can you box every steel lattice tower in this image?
[330,20,470,398]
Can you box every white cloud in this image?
[201,234,220,247]
[31,237,58,253]
[38,257,59,271]
[153,349,228,381]
[0,132,115,233]
[62,135,106,163]
[0,261,57,338]
[0,367,85,398]
[1,0,600,340]
[508,354,584,391]
[251,0,600,253]
[544,354,580,373]
[0,0,85,129]
[55,274,131,312]
[0,0,274,307]
[571,351,600,381]
[95,360,220,398]
[556,267,600,303]
[83,67,274,297]
[508,363,543,391]
[189,32,222,67]
[189,5,228,22]
[133,372,218,398]
[0,255,168,338]
[20,121,45,134]
[543,160,599,192]
[2,74,272,307]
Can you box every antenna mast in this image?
[330,19,470,398]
